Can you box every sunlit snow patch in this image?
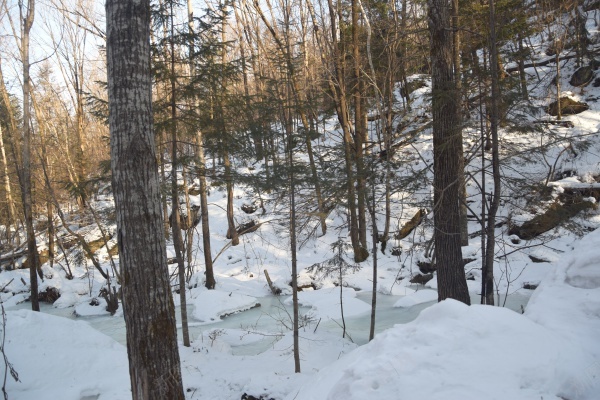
[189,288,260,323]
[284,286,371,320]
[393,289,438,308]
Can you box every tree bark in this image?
[483,0,500,306]
[352,0,368,250]
[183,23,216,290]
[106,0,185,397]
[20,0,40,312]
[428,0,470,305]
[168,2,191,347]
[0,126,16,246]
[452,0,469,247]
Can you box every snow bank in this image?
[289,231,600,400]
[2,310,130,400]
[393,288,438,307]
[181,329,357,399]
[284,286,371,320]
[188,288,260,323]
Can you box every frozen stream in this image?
[8,290,531,355]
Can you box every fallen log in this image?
[227,220,261,239]
[264,269,281,295]
[505,53,577,74]
[395,209,426,240]
[509,194,596,240]
[532,120,574,128]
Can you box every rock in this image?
[241,394,274,400]
[594,77,600,88]
[410,273,433,285]
[570,66,594,87]
[400,79,427,98]
[522,282,539,290]
[38,287,61,303]
[417,261,436,274]
[169,205,200,230]
[241,203,258,214]
[529,255,550,263]
[546,97,589,116]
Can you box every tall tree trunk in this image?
[286,111,301,374]
[168,2,190,347]
[0,126,16,245]
[330,0,366,262]
[186,0,215,288]
[352,0,368,250]
[106,0,185,396]
[483,0,500,306]
[219,5,239,248]
[453,0,469,246]
[428,0,470,305]
[74,65,87,209]
[20,0,40,312]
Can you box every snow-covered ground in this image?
[3,227,599,399]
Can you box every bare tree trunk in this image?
[517,33,528,100]
[187,0,215,289]
[181,167,193,268]
[74,65,87,208]
[428,0,470,305]
[326,0,366,262]
[160,145,170,240]
[20,0,40,312]
[352,0,368,251]
[483,0,500,306]
[224,147,239,246]
[0,126,16,245]
[286,112,301,374]
[168,2,190,347]
[218,5,239,248]
[106,0,185,396]
[453,0,469,247]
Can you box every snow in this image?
[2,310,130,400]
[3,230,598,399]
[290,234,600,399]
[187,288,260,323]
[284,286,371,320]
[393,288,438,307]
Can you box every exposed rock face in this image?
[570,66,594,87]
[546,97,589,116]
